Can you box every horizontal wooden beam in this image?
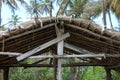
[107,63,120,69]
[0,52,21,56]
[0,62,114,67]
[29,54,106,58]
[16,33,70,61]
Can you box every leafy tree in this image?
[25,0,42,24]
[66,0,88,18]
[8,15,21,28]
[0,0,26,26]
[39,0,54,17]
[81,0,102,20]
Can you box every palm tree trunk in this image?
[108,10,114,30]
[102,0,107,29]
[50,1,53,17]
[34,0,38,24]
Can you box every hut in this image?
[0,16,120,80]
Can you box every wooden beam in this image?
[0,62,114,67]
[0,52,21,56]
[108,63,120,69]
[64,43,95,55]
[55,25,64,80]
[16,33,70,61]
[64,43,120,59]
[57,41,63,80]
[27,54,106,58]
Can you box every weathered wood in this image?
[57,41,63,80]
[55,25,64,80]
[25,54,106,58]
[2,67,9,80]
[0,62,114,67]
[104,67,113,80]
[0,52,21,56]
[16,33,70,61]
[64,43,95,55]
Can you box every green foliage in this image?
[83,67,106,80]
[112,70,120,80]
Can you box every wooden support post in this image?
[105,67,113,80]
[53,58,57,80]
[2,67,9,80]
[55,24,64,80]
[57,41,63,80]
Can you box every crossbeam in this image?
[29,54,106,58]
[0,62,114,67]
[0,52,21,56]
[16,33,70,61]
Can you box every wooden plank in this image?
[0,52,21,56]
[25,54,106,58]
[57,40,63,80]
[0,62,113,67]
[55,25,63,80]
[16,33,70,61]
[64,43,95,54]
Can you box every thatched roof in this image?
[0,16,120,70]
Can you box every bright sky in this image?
[1,0,119,30]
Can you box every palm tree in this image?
[25,0,42,24]
[0,0,26,26]
[66,0,88,18]
[8,15,21,28]
[104,0,120,30]
[39,0,54,17]
[111,0,120,16]
[56,0,70,16]
[81,0,102,20]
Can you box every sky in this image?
[1,0,119,30]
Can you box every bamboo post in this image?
[104,67,113,80]
[2,67,9,80]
